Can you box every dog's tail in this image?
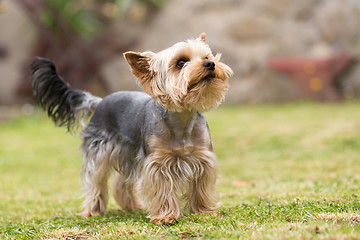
[30,58,102,132]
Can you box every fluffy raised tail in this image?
[30,58,102,131]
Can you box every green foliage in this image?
[1,103,360,239]
[39,0,165,39]
[40,0,102,39]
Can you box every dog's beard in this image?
[153,72,228,112]
[187,72,216,91]
[159,58,230,112]
[184,76,229,112]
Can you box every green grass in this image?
[1,103,360,239]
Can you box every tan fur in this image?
[80,151,110,217]
[124,51,158,97]
[112,172,142,211]
[124,33,233,112]
[80,137,121,217]
[138,124,217,224]
[198,32,206,43]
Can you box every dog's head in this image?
[124,33,233,112]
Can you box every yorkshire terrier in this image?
[30,33,233,225]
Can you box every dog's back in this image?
[81,91,156,177]
[88,91,152,138]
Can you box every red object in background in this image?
[267,53,353,101]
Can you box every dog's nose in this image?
[203,61,215,71]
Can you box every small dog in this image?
[30,33,233,225]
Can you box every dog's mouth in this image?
[201,74,215,82]
[188,73,216,91]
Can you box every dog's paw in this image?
[79,208,105,218]
[151,215,179,225]
[191,207,218,215]
[79,210,91,218]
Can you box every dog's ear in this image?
[198,33,206,43]
[123,51,154,79]
[124,51,156,96]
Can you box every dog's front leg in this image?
[187,151,218,214]
[140,156,182,225]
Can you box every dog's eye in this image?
[176,59,187,69]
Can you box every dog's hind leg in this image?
[112,172,142,211]
[80,138,112,217]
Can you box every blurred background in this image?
[1,0,360,109]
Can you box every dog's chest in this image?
[148,116,212,158]
[147,130,215,181]
[143,111,216,181]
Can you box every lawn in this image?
[1,103,360,239]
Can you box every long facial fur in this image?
[124,34,233,112]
